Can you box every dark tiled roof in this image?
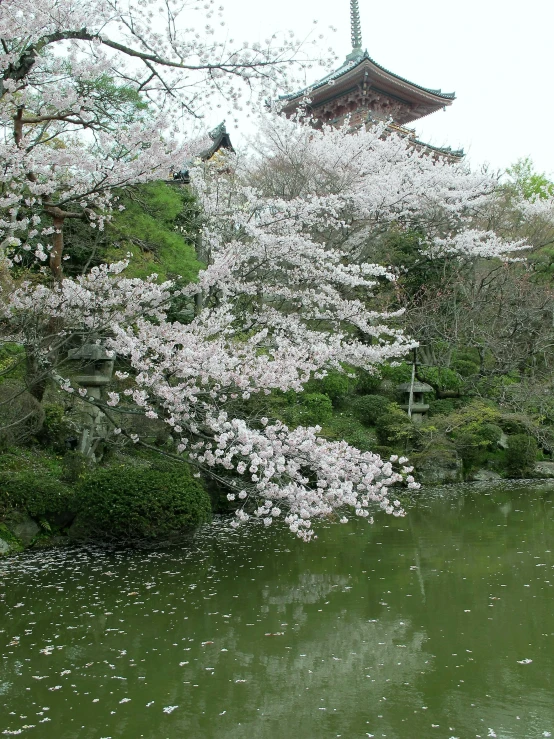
[280,50,455,103]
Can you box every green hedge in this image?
[506,435,538,478]
[74,463,211,544]
[356,394,391,426]
[0,471,75,518]
[374,404,415,447]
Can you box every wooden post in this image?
[407,348,417,418]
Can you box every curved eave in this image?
[198,130,234,160]
[280,51,455,108]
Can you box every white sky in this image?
[220,0,554,176]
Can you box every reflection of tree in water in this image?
[264,571,349,605]
[213,614,430,739]
[174,570,431,738]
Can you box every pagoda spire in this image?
[350,0,363,52]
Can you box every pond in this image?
[1,481,553,739]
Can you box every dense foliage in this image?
[73,464,212,544]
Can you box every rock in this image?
[0,523,23,555]
[4,510,40,545]
[470,469,503,482]
[0,536,12,555]
[534,461,554,478]
[411,446,463,485]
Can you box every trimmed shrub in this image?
[417,366,462,393]
[355,369,382,395]
[0,471,75,518]
[74,464,211,544]
[319,371,351,403]
[506,434,538,478]
[305,370,352,405]
[298,393,333,426]
[428,399,457,417]
[340,428,376,452]
[356,394,391,426]
[451,359,479,378]
[374,404,415,447]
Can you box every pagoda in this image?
[280,0,461,155]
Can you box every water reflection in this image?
[0,482,553,738]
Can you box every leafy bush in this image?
[452,432,489,471]
[428,399,457,417]
[340,429,376,453]
[356,394,391,426]
[451,359,479,378]
[479,423,503,445]
[499,415,529,435]
[374,404,415,447]
[305,370,352,405]
[417,366,462,392]
[475,373,520,401]
[0,343,25,384]
[323,415,377,452]
[373,445,395,460]
[381,362,412,385]
[298,393,334,425]
[74,463,211,544]
[39,403,75,449]
[441,404,504,472]
[354,369,382,395]
[61,451,90,483]
[506,434,538,478]
[0,471,75,518]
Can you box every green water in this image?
[1,482,554,739]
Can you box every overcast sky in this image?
[219,0,553,176]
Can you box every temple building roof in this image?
[281,49,455,115]
[172,122,234,182]
[280,1,457,131]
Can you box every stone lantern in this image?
[67,343,115,460]
[397,381,433,422]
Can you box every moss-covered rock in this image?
[0,522,24,555]
[410,444,463,485]
[3,510,40,545]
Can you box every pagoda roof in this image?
[280,50,455,123]
[172,122,234,182]
[196,122,234,160]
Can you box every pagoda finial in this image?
[350,0,363,52]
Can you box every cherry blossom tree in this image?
[0,0,326,277]
[0,1,543,538]
[0,0,328,401]
[3,109,537,538]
